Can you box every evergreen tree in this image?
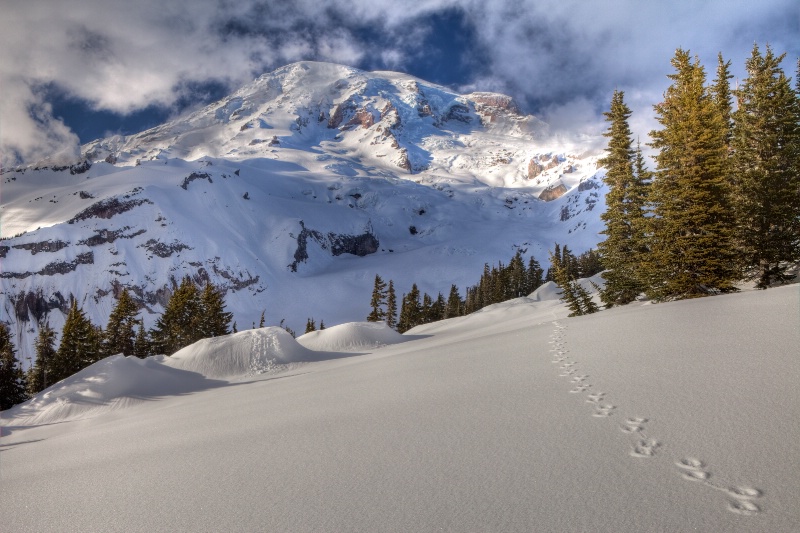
[712,52,735,148]
[199,281,232,338]
[526,257,544,294]
[132,321,150,358]
[549,252,584,316]
[598,90,648,306]
[51,299,100,383]
[366,274,387,322]
[647,49,738,299]
[259,310,266,328]
[385,280,398,329]
[150,276,201,355]
[732,44,800,287]
[445,284,462,318]
[398,284,422,333]
[0,323,28,410]
[549,249,599,317]
[319,320,326,330]
[27,322,56,395]
[508,252,526,297]
[103,288,138,356]
[421,293,434,324]
[305,318,317,334]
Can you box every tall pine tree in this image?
[150,276,201,355]
[103,288,138,356]
[732,44,800,287]
[0,323,28,410]
[385,280,398,330]
[199,281,233,338]
[51,299,101,383]
[647,49,738,299]
[366,274,387,322]
[132,321,151,358]
[27,322,56,395]
[598,90,647,306]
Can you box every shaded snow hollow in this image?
[1,285,799,532]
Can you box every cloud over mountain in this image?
[2,0,798,165]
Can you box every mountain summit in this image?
[83,61,550,184]
[1,62,606,355]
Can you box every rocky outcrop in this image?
[528,156,560,180]
[78,228,146,246]
[69,160,92,175]
[140,239,192,258]
[528,160,545,179]
[468,93,520,114]
[1,252,94,279]
[345,108,376,129]
[328,100,356,129]
[8,289,69,323]
[538,183,568,202]
[69,197,152,223]
[289,221,379,272]
[11,240,69,255]
[180,172,213,190]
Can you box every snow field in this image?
[1,285,798,532]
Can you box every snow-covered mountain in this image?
[1,61,606,357]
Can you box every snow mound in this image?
[3,354,222,426]
[297,321,408,353]
[163,327,324,379]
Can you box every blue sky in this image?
[2,0,799,165]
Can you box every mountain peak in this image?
[80,61,549,179]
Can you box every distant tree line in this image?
[2,276,233,408]
[365,246,603,333]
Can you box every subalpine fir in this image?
[732,44,800,287]
[646,49,738,300]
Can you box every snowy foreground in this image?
[2,284,799,532]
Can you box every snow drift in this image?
[296,321,408,352]
[164,326,328,379]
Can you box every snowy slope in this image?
[2,285,798,531]
[1,61,606,358]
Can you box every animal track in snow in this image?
[631,438,660,458]
[620,417,648,434]
[591,403,616,417]
[675,458,763,515]
[545,322,764,518]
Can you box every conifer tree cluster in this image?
[598,45,800,303]
[374,249,582,333]
[366,274,399,328]
[151,276,233,355]
[0,323,28,410]
[462,251,545,314]
[13,277,234,405]
[548,249,600,317]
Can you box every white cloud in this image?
[1,0,798,165]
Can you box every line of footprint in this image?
[547,321,763,516]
